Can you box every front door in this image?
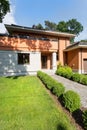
[41,55,47,69]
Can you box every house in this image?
[64,42,87,74]
[0,24,76,76]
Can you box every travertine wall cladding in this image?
[0,50,41,76]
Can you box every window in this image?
[56,52,59,61]
[18,53,30,64]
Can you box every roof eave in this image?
[5,24,75,38]
[64,45,87,52]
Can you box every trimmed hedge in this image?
[37,71,81,114]
[62,90,81,112]
[52,82,65,97]
[83,110,87,130]
[37,71,65,97]
[56,66,87,85]
[72,73,81,82]
[56,66,73,79]
[80,75,87,85]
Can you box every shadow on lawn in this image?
[6,75,25,79]
[57,124,67,130]
[72,109,84,129]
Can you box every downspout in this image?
[80,48,82,74]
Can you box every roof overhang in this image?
[5,24,75,38]
[64,42,87,52]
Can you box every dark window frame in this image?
[18,53,30,65]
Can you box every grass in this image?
[0,76,76,130]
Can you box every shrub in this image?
[72,73,81,82]
[83,110,87,130]
[56,66,87,85]
[62,90,81,112]
[57,62,62,69]
[80,75,87,85]
[64,66,73,79]
[52,82,65,97]
[56,66,64,76]
[37,71,53,90]
[37,71,65,97]
[56,66,73,79]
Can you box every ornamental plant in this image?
[62,90,81,112]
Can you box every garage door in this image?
[83,59,87,73]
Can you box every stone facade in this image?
[0,50,41,76]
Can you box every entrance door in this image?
[41,55,47,69]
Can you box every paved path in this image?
[46,72,87,108]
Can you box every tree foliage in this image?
[44,20,57,31]
[32,19,83,42]
[32,23,43,30]
[56,19,83,36]
[0,0,10,22]
[56,21,68,32]
[32,19,83,36]
[67,19,83,35]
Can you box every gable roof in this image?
[5,24,75,38]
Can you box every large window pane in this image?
[18,53,30,64]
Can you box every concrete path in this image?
[46,71,87,108]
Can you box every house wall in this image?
[0,50,41,76]
[66,49,79,72]
[58,37,70,65]
[79,48,87,73]
[0,35,71,75]
[0,36,58,52]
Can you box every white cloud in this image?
[75,28,87,42]
[0,2,16,33]
[3,5,16,25]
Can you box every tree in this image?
[44,20,57,31]
[57,19,83,36]
[32,19,83,42]
[32,23,43,30]
[56,21,68,32]
[67,19,83,35]
[80,39,87,42]
[56,19,83,42]
[0,0,10,22]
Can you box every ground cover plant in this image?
[0,76,76,130]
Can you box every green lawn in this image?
[0,76,76,130]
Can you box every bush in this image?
[56,66,87,85]
[83,110,87,130]
[72,73,81,82]
[37,71,65,97]
[62,90,81,112]
[80,75,87,85]
[56,66,73,79]
[52,82,65,97]
[37,71,53,90]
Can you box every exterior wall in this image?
[0,36,58,52]
[47,54,52,69]
[58,38,70,65]
[0,50,41,76]
[0,35,72,75]
[79,48,87,73]
[66,49,79,72]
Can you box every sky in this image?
[0,0,87,41]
